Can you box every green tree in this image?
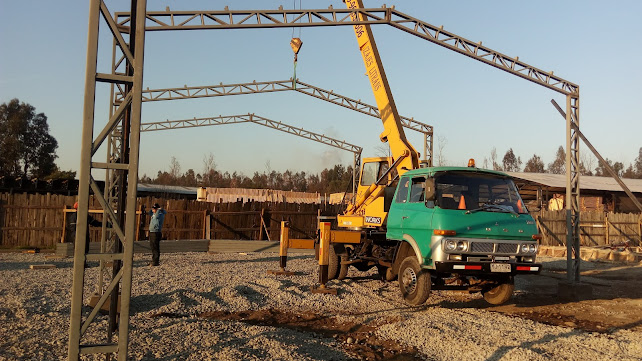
[595,158,623,177]
[523,154,545,173]
[634,147,642,178]
[502,148,522,172]
[622,164,636,179]
[547,146,565,174]
[45,167,76,180]
[0,99,58,178]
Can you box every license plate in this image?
[490,263,511,273]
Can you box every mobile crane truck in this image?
[320,0,542,306]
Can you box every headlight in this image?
[456,241,467,251]
[529,244,536,253]
[521,244,529,253]
[444,240,456,251]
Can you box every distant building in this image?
[507,172,642,213]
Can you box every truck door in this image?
[401,176,433,245]
[386,176,410,240]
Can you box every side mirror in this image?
[424,178,435,201]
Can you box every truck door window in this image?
[360,161,390,186]
[395,178,410,203]
[409,177,426,203]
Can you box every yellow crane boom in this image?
[341,0,420,221]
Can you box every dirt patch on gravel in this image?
[188,309,422,361]
[478,259,642,333]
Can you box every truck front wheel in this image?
[481,278,514,305]
[398,257,431,305]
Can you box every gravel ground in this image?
[1,251,641,361]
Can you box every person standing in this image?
[148,203,166,266]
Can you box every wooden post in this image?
[202,210,207,239]
[135,205,142,242]
[205,210,211,240]
[638,217,641,247]
[605,213,610,246]
[61,206,69,243]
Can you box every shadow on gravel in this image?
[202,254,310,265]
[131,287,226,313]
[485,329,580,361]
[274,278,312,296]
[195,308,425,361]
[141,326,349,361]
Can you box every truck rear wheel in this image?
[327,245,341,280]
[482,278,514,305]
[337,257,349,280]
[398,257,431,305]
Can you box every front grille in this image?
[471,242,494,253]
[469,241,519,255]
[497,243,518,254]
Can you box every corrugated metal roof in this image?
[506,172,642,194]
[137,183,198,195]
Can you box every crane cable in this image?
[290,0,303,89]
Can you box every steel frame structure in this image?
[72,2,580,359]
[139,113,363,194]
[116,79,434,166]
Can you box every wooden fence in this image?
[0,192,342,249]
[537,210,642,247]
[4,192,640,249]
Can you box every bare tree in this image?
[437,135,448,166]
[580,152,595,176]
[169,156,181,181]
[374,144,391,158]
[202,152,216,175]
[490,147,501,171]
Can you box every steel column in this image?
[69,0,146,360]
[565,94,581,283]
[68,0,101,358]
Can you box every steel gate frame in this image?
[70,2,580,359]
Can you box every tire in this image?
[482,278,515,305]
[337,256,349,280]
[327,245,341,280]
[377,265,397,282]
[398,257,431,305]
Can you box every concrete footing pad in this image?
[267,269,296,276]
[310,285,338,295]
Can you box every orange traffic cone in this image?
[458,195,466,210]
[517,199,524,213]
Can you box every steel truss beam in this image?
[138,113,363,193]
[114,6,578,96]
[140,113,362,154]
[115,79,433,165]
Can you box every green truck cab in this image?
[386,166,541,305]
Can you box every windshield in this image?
[435,172,527,214]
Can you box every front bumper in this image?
[435,261,542,275]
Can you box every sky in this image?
[1,0,641,179]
